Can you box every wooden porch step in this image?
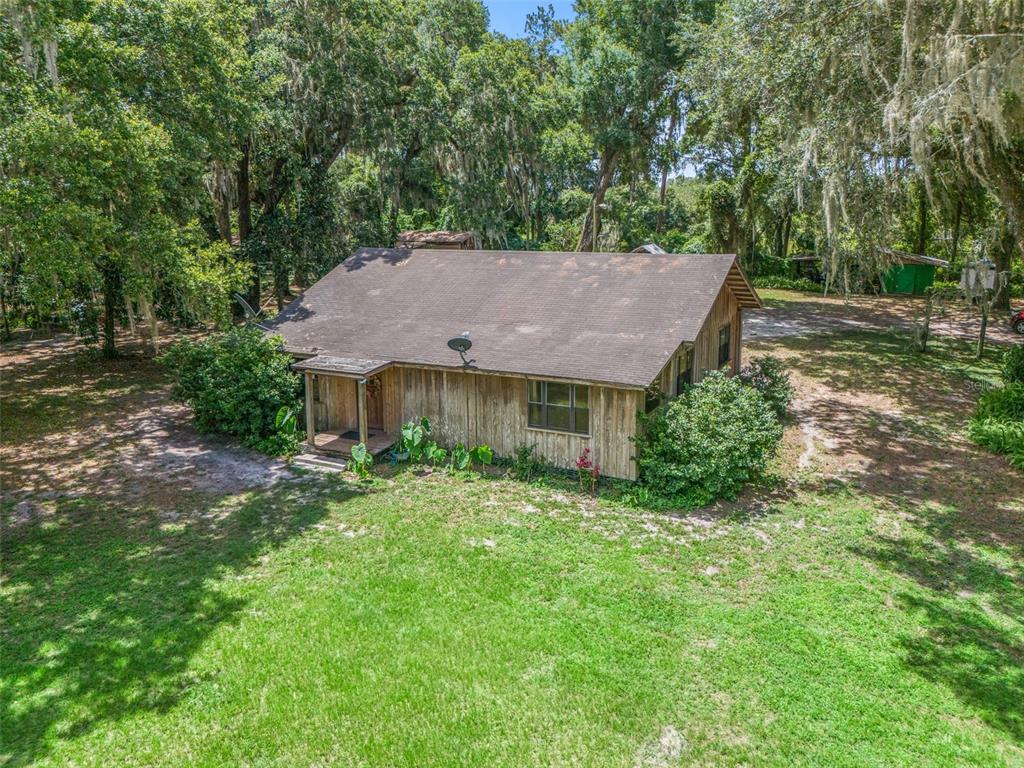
[292,453,350,474]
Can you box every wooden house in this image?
[267,248,761,479]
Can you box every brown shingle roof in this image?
[267,248,760,389]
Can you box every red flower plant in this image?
[575,447,600,494]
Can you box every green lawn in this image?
[3,328,1023,767]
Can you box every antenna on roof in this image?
[447,331,476,368]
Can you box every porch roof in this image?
[291,355,392,377]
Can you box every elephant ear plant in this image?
[469,444,494,472]
[273,406,302,463]
[349,442,374,479]
[393,417,431,462]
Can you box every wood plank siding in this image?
[380,367,644,480]
[692,284,741,381]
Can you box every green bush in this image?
[974,384,1024,422]
[1001,346,1024,385]
[161,326,302,454]
[969,382,1024,470]
[751,275,821,292]
[507,444,550,482]
[634,371,783,505]
[738,356,793,419]
[969,419,1024,470]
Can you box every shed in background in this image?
[881,251,950,295]
[396,230,474,249]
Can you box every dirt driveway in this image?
[746,289,1020,344]
[1,334,293,517]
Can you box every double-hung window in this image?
[718,325,732,369]
[528,380,590,434]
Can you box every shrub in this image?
[634,371,783,505]
[392,417,431,462]
[738,356,793,419]
[469,444,494,471]
[1001,346,1024,385]
[969,419,1024,470]
[161,327,301,454]
[751,275,821,292]
[508,444,549,482]
[423,440,447,467]
[348,442,374,478]
[574,447,600,494]
[969,382,1024,470]
[449,442,471,472]
[974,384,1024,422]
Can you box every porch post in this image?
[357,377,368,444]
[669,351,680,398]
[304,372,316,449]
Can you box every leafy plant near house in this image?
[349,442,374,478]
[574,447,600,494]
[394,418,432,462]
[160,327,302,455]
[634,371,783,506]
[738,355,794,419]
[508,444,549,482]
[423,441,447,468]
[449,442,471,472]
[270,406,303,460]
[469,444,494,472]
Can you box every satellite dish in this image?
[447,336,472,353]
[447,332,475,367]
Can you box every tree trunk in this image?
[655,112,677,235]
[216,193,233,244]
[577,151,618,252]
[915,187,929,255]
[782,213,791,262]
[238,138,257,309]
[0,282,9,341]
[992,221,1015,311]
[138,293,160,355]
[977,296,988,360]
[102,262,119,358]
[950,199,962,264]
[125,296,136,335]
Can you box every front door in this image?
[365,375,384,431]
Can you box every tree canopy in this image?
[2,0,1021,349]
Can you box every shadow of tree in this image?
[2,331,292,506]
[857,506,1024,742]
[746,328,1024,744]
[1,480,352,767]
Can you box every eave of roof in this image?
[291,355,393,377]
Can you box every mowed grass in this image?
[3,472,1022,767]
[2,326,1023,766]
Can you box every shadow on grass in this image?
[747,328,1024,741]
[0,480,353,767]
[859,506,1024,743]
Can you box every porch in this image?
[292,354,395,459]
[311,429,395,458]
